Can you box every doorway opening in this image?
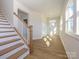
[18,9,29,25]
[49,20,57,36]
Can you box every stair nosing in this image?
[0,31,15,33]
[0,23,10,25]
[0,34,18,38]
[0,27,13,28]
[8,48,27,59]
[0,43,24,56]
[0,20,8,22]
[0,39,21,46]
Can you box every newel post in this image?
[28,25,33,54]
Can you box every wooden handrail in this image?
[13,12,33,54]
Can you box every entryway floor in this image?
[25,35,68,59]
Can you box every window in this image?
[76,0,79,34]
[65,0,74,33]
[49,20,56,36]
[60,16,63,31]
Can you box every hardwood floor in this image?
[25,35,68,59]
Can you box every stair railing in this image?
[13,12,33,54]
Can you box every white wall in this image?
[41,16,48,36]
[0,0,13,25]
[0,0,3,9]
[29,12,42,39]
[60,0,79,59]
[14,0,43,39]
[14,0,61,40]
[44,17,60,36]
[60,32,79,59]
[55,17,60,35]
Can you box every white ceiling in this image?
[17,0,65,17]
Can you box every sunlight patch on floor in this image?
[43,36,52,47]
[43,38,47,42]
[46,36,52,41]
[46,40,50,47]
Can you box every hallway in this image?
[25,35,68,59]
[0,0,79,59]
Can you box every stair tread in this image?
[0,45,26,58]
[0,23,10,25]
[8,48,27,59]
[0,16,6,20]
[0,25,11,27]
[0,20,8,22]
[0,36,20,41]
[0,32,17,36]
[0,40,23,51]
[0,38,20,46]
[0,28,14,31]
[0,43,24,56]
[0,27,13,28]
[0,19,8,21]
[0,28,14,32]
[0,15,5,16]
[0,18,8,23]
[18,50,29,59]
[0,31,15,33]
[0,22,9,24]
[0,19,8,22]
[0,18,6,19]
[0,16,5,17]
[0,34,18,38]
[0,29,17,38]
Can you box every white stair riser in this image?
[0,45,25,59]
[0,25,11,27]
[18,50,29,59]
[0,28,14,31]
[0,22,9,24]
[0,36,20,42]
[0,32,17,37]
[0,19,7,21]
[0,40,23,50]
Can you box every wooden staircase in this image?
[0,11,29,59]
